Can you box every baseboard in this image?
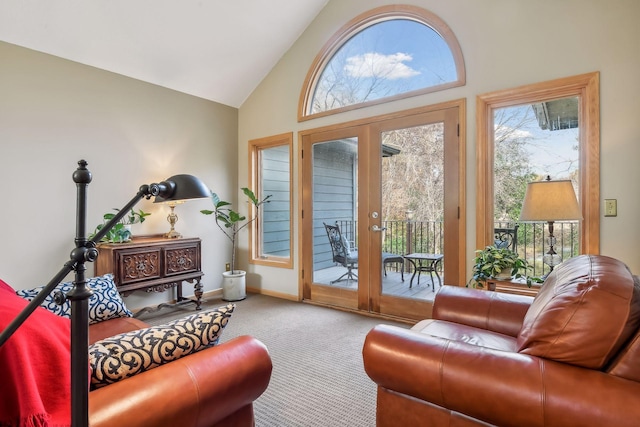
[205,287,299,302]
[203,288,223,299]
[199,287,298,303]
[247,286,300,302]
[130,287,298,315]
[302,299,415,325]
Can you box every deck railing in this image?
[335,219,579,277]
[335,220,444,256]
[494,221,580,277]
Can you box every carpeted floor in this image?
[138,294,410,427]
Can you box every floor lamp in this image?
[0,160,210,427]
[519,177,582,276]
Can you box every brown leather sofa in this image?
[363,255,640,427]
[88,316,272,427]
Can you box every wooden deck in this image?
[313,266,439,302]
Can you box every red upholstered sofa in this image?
[363,255,640,427]
[89,316,272,427]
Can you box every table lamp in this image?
[0,161,210,427]
[154,174,211,238]
[519,176,582,275]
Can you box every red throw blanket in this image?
[0,279,71,427]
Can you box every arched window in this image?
[299,5,465,121]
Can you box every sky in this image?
[315,18,458,108]
[315,16,579,182]
[503,104,579,180]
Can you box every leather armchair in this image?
[363,255,640,427]
[88,316,272,427]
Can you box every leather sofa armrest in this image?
[433,285,533,336]
[363,324,640,427]
[89,335,272,427]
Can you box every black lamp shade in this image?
[153,174,211,203]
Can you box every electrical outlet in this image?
[604,199,617,217]
[225,263,231,271]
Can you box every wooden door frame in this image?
[300,125,364,310]
[369,103,465,319]
[299,100,466,320]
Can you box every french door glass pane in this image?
[311,138,359,289]
[381,123,444,300]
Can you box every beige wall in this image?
[239,0,640,298]
[0,41,238,309]
[2,0,638,305]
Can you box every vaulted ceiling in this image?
[0,0,329,107]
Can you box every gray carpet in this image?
[138,294,409,426]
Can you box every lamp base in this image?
[164,230,182,239]
[164,202,182,239]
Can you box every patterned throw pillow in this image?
[15,274,133,324]
[89,304,235,389]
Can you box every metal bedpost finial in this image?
[73,159,92,185]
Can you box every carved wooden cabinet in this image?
[95,235,203,311]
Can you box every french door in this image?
[300,102,465,321]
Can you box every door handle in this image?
[371,225,387,232]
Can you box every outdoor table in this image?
[403,253,444,290]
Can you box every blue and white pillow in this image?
[16,274,133,324]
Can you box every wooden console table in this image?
[486,278,541,297]
[95,235,203,314]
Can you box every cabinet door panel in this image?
[164,244,200,276]
[118,248,162,284]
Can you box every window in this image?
[299,5,465,121]
[476,72,600,274]
[249,132,293,268]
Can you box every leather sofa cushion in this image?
[517,255,640,369]
[412,319,518,352]
[606,275,640,381]
[608,331,640,381]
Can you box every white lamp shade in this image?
[519,180,582,221]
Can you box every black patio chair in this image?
[494,225,519,252]
[323,222,404,284]
[324,222,358,283]
[382,252,404,281]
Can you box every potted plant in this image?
[469,245,542,288]
[91,208,151,243]
[201,188,271,301]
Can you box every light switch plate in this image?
[604,199,617,217]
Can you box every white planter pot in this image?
[123,224,132,242]
[495,267,513,280]
[222,270,247,301]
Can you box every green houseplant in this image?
[91,208,151,243]
[201,188,271,300]
[469,245,542,288]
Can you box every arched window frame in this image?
[298,5,466,122]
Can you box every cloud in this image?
[344,52,420,80]
[494,124,532,140]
